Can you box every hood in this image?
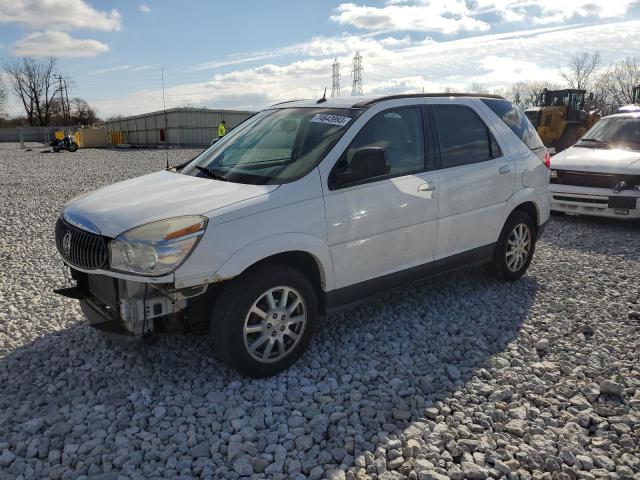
[552,146,640,175]
[63,170,278,237]
[618,104,640,113]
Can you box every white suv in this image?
[55,94,551,377]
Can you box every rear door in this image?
[429,100,515,259]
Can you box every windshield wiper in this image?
[580,138,611,148]
[194,165,229,181]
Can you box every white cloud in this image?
[0,0,121,31]
[379,35,414,48]
[192,33,386,71]
[332,0,639,33]
[89,64,154,75]
[89,65,131,76]
[138,4,150,13]
[9,31,110,57]
[331,1,490,34]
[92,20,640,118]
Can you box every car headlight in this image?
[109,216,207,276]
[550,170,558,179]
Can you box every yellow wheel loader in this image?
[524,89,600,153]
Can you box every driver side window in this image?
[339,107,425,179]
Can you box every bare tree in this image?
[0,76,7,117]
[560,51,601,90]
[4,57,62,126]
[594,57,640,113]
[504,81,562,109]
[71,97,99,125]
[467,82,488,94]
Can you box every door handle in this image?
[418,182,436,192]
[498,165,512,175]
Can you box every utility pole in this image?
[57,75,67,124]
[63,79,71,124]
[351,52,363,96]
[331,58,341,98]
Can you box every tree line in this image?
[465,52,640,114]
[0,57,99,127]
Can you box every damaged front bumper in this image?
[62,268,210,343]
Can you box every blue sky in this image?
[2,0,640,118]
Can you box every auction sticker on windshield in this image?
[310,114,352,127]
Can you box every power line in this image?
[331,58,341,98]
[351,52,363,96]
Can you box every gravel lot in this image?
[0,143,639,480]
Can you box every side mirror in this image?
[334,147,389,187]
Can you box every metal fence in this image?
[0,126,77,144]
[100,108,255,146]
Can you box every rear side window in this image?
[482,98,544,150]
[432,106,500,169]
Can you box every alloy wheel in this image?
[243,286,307,363]
[505,223,531,272]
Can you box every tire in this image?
[209,264,318,378]
[484,211,537,281]
[68,142,78,152]
[53,146,60,152]
[554,126,580,153]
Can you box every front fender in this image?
[212,233,334,291]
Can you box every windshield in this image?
[577,116,640,151]
[182,107,361,184]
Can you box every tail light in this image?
[534,148,551,169]
[543,150,551,169]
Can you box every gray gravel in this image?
[1,142,639,480]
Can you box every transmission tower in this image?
[331,58,341,97]
[351,52,363,96]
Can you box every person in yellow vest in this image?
[218,120,226,138]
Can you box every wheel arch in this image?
[512,201,539,227]
[211,232,333,301]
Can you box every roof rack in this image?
[353,93,505,108]
[269,99,308,107]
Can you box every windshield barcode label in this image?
[310,114,352,127]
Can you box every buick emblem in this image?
[62,232,72,255]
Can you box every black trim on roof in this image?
[269,99,308,107]
[353,93,505,108]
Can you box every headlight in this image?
[550,170,558,179]
[109,216,207,276]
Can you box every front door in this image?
[321,104,439,290]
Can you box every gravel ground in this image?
[0,143,639,480]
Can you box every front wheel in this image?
[68,142,78,152]
[484,211,537,281]
[210,264,318,377]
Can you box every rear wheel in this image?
[209,264,318,377]
[484,211,537,281]
[53,146,60,152]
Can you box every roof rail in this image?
[353,92,505,108]
[269,99,308,107]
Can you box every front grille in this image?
[551,170,640,189]
[55,218,109,270]
[553,195,608,205]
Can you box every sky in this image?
[1,0,640,118]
